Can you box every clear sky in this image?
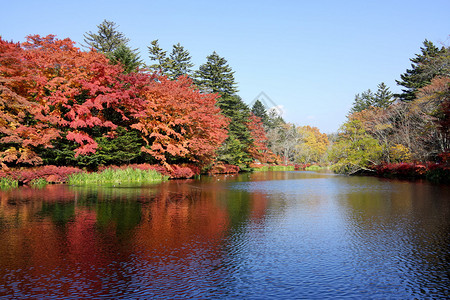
[1,0,449,133]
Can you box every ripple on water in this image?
[0,173,449,299]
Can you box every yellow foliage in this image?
[389,144,411,162]
[295,126,329,163]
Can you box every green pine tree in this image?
[167,43,194,80]
[216,95,254,168]
[349,83,394,114]
[194,51,238,96]
[147,39,170,74]
[349,89,375,114]
[395,39,446,101]
[108,44,142,73]
[83,20,130,53]
[267,108,285,129]
[251,100,270,128]
[373,82,394,108]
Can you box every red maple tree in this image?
[1,35,152,167]
[132,76,229,168]
[247,114,275,163]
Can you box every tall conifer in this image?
[194,51,238,96]
[83,20,130,53]
[396,40,446,101]
[251,100,270,128]
[167,43,194,79]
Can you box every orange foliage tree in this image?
[0,35,152,165]
[0,38,60,167]
[247,114,276,163]
[131,76,229,168]
[1,35,230,171]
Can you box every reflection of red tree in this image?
[250,192,270,224]
[135,183,230,253]
[0,178,273,297]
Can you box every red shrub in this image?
[168,165,195,179]
[438,152,450,164]
[373,162,429,179]
[0,165,83,184]
[208,163,240,175]
[294,164,311,170]
[180,164,201,176]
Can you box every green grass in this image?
[305,165,324,171]
[66,168,168,185]
[269,165,295,171]
[0,177,18,189]
[253,165,296,171]
[30,178,48,188]
[252,166,270,172]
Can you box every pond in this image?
[0,171,449,299]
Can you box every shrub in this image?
[373,162,450,183]
[373,162,427,179]
[426,163,450,183]
[209,163,240,175]
[0,165,83,185]
[169,165,195,179]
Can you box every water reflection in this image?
[337,177,450,297]
[0,172,449,298]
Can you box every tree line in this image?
[329,39,449,174]
[249,38,449,177]
[1,19,448,178]
[0,20,277,172]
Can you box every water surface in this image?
[0,171,449,299]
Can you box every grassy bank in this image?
[0,177,18,189]
[67,167,169,185]
[252,165,296,172]
[269,165,295,171]
[305,165,325,171]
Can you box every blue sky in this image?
[1,0,449,133]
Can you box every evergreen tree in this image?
[251,100,270,128]
[216,95,254,168]
[167,43,194,80]
[147,39,170,74]
[108,44,142,73]
[396,39,446,101]
[349,89,375,114]
[267,108,285,129]
[194,51,238,96]
[373,82,394,108]
[350,83,394,114]
[83,20,130,53]
[419,46,450,79]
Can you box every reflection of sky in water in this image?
[0,172,449,299]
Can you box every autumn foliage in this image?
[246,114,276,163]
[371,162,450,183]
[0,165,82,184]
[132,76,228,168]
[0,35,232,173]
